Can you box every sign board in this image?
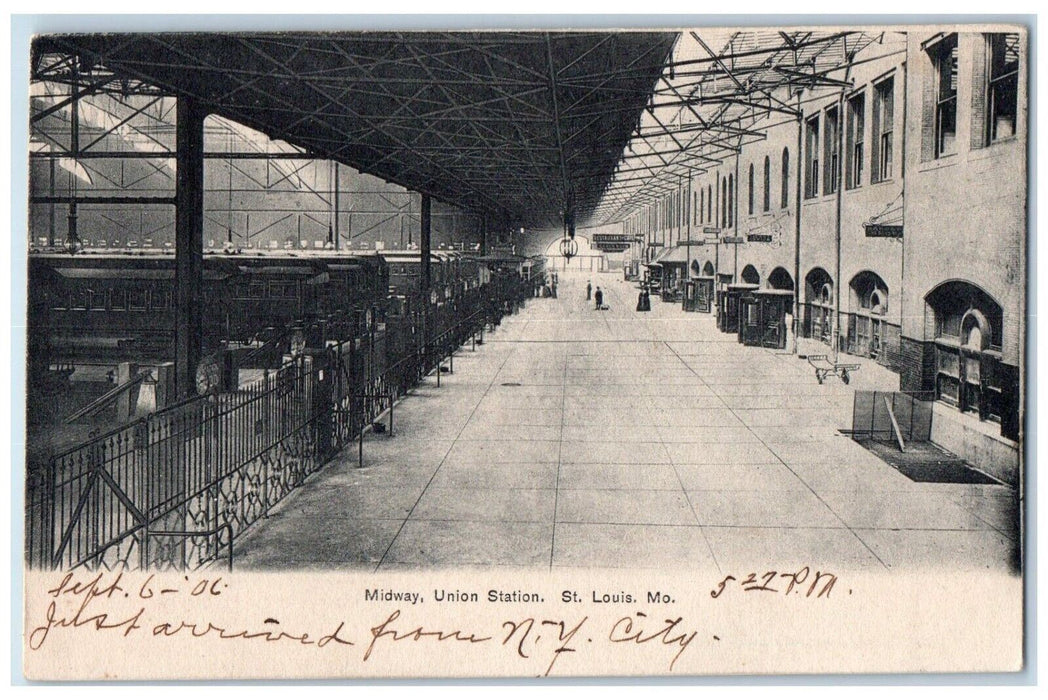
[703,227,722,234]
[747,234,773,243]
[677,240,706,246]
[722,236,745,244]
[647,242,665,247]
[865,224,904,238]
[592,233,637,252]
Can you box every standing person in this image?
[594,286,604,311]
[636,289,646,312]
[586,281,592,300]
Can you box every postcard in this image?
[20,23,1026,679]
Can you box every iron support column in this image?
[792,94,804,354]
[175,97,206,399]
[420,193,432,291]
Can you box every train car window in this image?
[129,287,149,310]
[71,286,91,310]
[269,281,294,299]
[89,288,108,311]
[110,286,127,311]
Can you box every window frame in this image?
[846,91,865,189]
[872,76,895,182]
[985,32,1020,145]
[804,115,820,199]
[930,33,959,158]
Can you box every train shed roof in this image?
[33,31,678,230]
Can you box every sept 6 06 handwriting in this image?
[28,567,843,676]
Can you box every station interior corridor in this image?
[234,269,1019,574]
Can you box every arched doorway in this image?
[848,271,889,360]
[925,280,1004,423]
[804,267,834,343]
[740,264,760,285]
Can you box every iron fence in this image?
[26,284,512,572]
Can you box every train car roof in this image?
[29,253,241,276]
[379,250,444,262]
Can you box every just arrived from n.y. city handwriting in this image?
[28,596,705,674]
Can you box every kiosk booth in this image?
[682,276,715,313]
[717,283,759,333]
[738,289,794,349]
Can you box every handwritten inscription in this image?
[27,568,844,676]
[710,568,839,599]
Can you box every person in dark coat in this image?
[586,281,592,300]
[637,289,647,312]
[594,287,604,310]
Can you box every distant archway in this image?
[741,264,760,285]
[804,267,834,343]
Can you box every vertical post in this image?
[686,173,691,282]
[67,55,79,247]
[420,194,432,292]
[733,145,740,281]
[833,80,848,363]
[333,162,340,250]
[479,213,487,255]
[793,94,804,354]
[420,193,432,376]
[175,97,206,399]
[48,158,56,246]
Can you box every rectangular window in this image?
[986,33,1019,143]
[931,34,959,157]
[823,107,839,195]
[846,92,865,189]
[804,115,820,199]
[872,77,894,182]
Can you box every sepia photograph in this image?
[15,16,1030,680]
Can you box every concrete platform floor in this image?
[233,269,1020,574]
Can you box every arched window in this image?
[763,156,771,212]
[748,164,755,215]
[925,281,1004,423]
[721,177,728,228]
[781,147,790,208]
[741,264,760,285]
[727,174,734,228]
[699,189,704,224]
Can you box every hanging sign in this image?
[865,224,904,238]
[677,240,706,246]
[747,234,773,243]
[721,236,745,244]
[702,227,722,234]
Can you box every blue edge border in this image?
[8,13,1038,687]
